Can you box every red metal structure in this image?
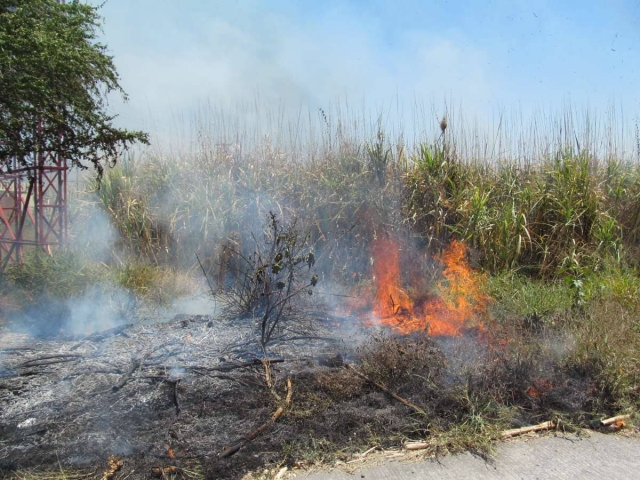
[0,0,69,271]
[0,148,69,270]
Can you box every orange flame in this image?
[526,379,554,398]
[368,237,486,336]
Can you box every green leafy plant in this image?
[0,0,148,176]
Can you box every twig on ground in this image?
[188,368,253,386]
[168,379,181,416]
[360,445,381,457]
[112,351,151,392]
[268,335,340,345]
[347,445,381,463]
[600,414,631,427]
[152,466,179,478]
[262,358,282,402]
[63,369,123,381]
[273,466,288,479]
[262,358,274,389]
[85,325,131,343]
[501,420,556,439]
[345,364,428,417]
[404,441,430,451]
[188,357,284,374]
[15,354,83,369]
[220,377,293,458]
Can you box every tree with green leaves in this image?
[0,0,148,177]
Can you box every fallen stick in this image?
[501,420,556,439]
[63,369,123,381]
[85,324,131,343]
[187,357,284,374]
[20,358,79,368]
[168,379,181,416]
[404,441,430,451]
[188,369,252,386]
[16,354,83,369]
[345,364,428,417]
[360,445,381,458]
[600,414,631,427]
[0,347,35,353]
[263,358,282,402]
[262,358,274,389]
[112,351,151,392]
[347,445,382,463]
[268,335,340,345]
[112,358,142,392]
[220,377,293,458]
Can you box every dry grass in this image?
[73,104,639,282]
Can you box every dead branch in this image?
[0,370,41,379]
[360,445,380,458]
[188,368,252,386]
[600,414,631,427]
[0,346,35,353]
[501,420,556,439]
[168,379,181,416]
[85,324,131,343]
[268,335,340,345]
[112,359,141,392]
[262,358,274,389]
[220,377,293,459]
[273,466,288,479]
[262,358,283,402]
[15,354,83,369]
[347,445,380,465]
[62,369,123,381]
[345,364,428,417]
[112,351,151,393]
[187,357,284,374]
[404,441,430,451]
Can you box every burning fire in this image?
[365,237,487,336]
[526,379,554,398]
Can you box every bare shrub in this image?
[214,212,318,346]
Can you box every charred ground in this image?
[1,298,636,479]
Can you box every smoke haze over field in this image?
[91,0,640,145]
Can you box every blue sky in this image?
[93,0,640,143]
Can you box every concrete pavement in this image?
[302,432,640,479]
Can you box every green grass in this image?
[1,251,105,300]
[485,272,574,321]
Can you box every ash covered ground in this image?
[0,293,607,479]
[0,306,380,479]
